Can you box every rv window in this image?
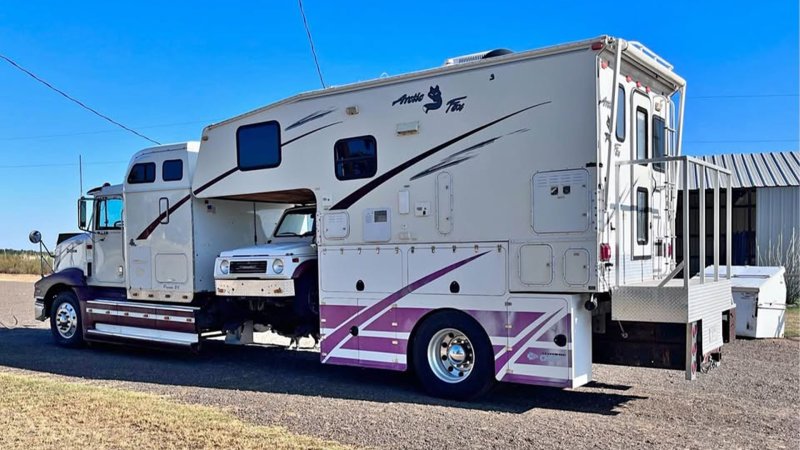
[96,198,123,230]
[652,116,666,172]
[334,136,377,181]
[162,159,183,181]
[127,162,156,184]
[636,188,648,245]
[636,107,648,163]
[616,85,626,142]
[237,121,281,171]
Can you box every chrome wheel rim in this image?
[55,302,78,339]
[427,328,474,383]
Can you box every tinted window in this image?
[636,188,648,244]
[616,85,626,142]
[237,121,281,171]
[652,116,666,172]
[162,159,183,181]
[128,162,155,184]
[636,107,648,163]
[96,198,123,230]
[334,136,377,181]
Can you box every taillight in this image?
[591,41,605,51]
[600,243,611,262]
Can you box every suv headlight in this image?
[219,259,230,275]
[272,258,284,274]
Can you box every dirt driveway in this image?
[1,280,797,449]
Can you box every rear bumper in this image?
[34,298,46,321]
[215,279,295,297]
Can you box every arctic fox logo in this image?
[423,85,442,113]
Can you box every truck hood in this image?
[219,241,315,258]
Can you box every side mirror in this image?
[78,198,90,231]
[28,230,42,244]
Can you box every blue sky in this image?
[0,1,797,249]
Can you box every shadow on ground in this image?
[0,327,645,414]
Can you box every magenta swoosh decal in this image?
[323,251,491,359]
[494,309,562,372]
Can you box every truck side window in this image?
[616,85,626,142]
[652,116,666,172]
[96,198,123,230]
[636,107,648,163]
[128,162,155,184]
[334,135,377,180]
[162,159,183,181]
[636,188,648,245]
[237,121,281,171]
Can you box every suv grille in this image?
[230,260,267,274]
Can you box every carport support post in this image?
[699,168,705,283]
[714,171,720,281]
[726,174,732,279]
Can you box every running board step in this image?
[87,323,199,346]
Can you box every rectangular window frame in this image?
[95,197,124,231]
[162,159,184,182]
[635,106,648,165]
[334,135,378,181]
[636,187,649,245]
[127,162,156,184]
[652,115,666,173]
[236,120,282,172]
[615,85,626,142]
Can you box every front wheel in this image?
[49,290,83,347]
[412,311,495,400]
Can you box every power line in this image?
[297,0,326,89]
[688,93,798,99]
[0,160,126,169]
[0,119,215,142]
[0,53,162,145]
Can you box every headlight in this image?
[219,259,230,275]
[272,258,284,274]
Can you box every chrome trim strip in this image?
[88,323,198,345]
[86,299,199,312]
[86,308,195,324]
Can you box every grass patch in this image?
[785,306,799,339]
[0,250,51,275]
[0,372,349,450]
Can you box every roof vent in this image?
[443,48,513,66]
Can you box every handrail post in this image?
[726,173,733,279]
[683,158,690,288]
[713,170,720,281]
[615,163,622,287]
[699,167,706,283]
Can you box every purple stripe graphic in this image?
[325,356,403,372]
[494,309,562,373]
[341,336,408,354]
[321,304,363,329]
[537,313,572,343]
[322,251,491,361]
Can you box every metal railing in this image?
[615,155,733,288]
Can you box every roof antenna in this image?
[79,154,84,196]
[297,0,326,89]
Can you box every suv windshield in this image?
[274,209,315,237]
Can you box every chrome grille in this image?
[230,260,267,274]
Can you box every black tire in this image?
[293,271,319,320]
[411,311,495,400]
[49,290,83,347]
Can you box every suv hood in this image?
[219,241,315,258]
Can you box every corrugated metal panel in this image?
[756,187,800,259]
[680,151,800,190]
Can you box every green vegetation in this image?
[785,306,799,339]
[0,249,52,275]
[0,371,349,450]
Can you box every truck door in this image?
[630,91,653,265]
[90,196,125,286]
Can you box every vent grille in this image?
[230,260,267,274]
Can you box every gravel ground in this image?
[1,280,798,449]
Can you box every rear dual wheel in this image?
[412,311,494,400]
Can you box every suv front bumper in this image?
[215,279,295,297]
[34,298,46,321]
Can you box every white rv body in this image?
[193,36,734,392]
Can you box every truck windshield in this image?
[274,209,315,237]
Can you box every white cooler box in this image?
[704,266,787,339]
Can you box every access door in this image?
[630,91,654,264]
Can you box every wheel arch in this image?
[33,268,87,319]
[406,308,493,373]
